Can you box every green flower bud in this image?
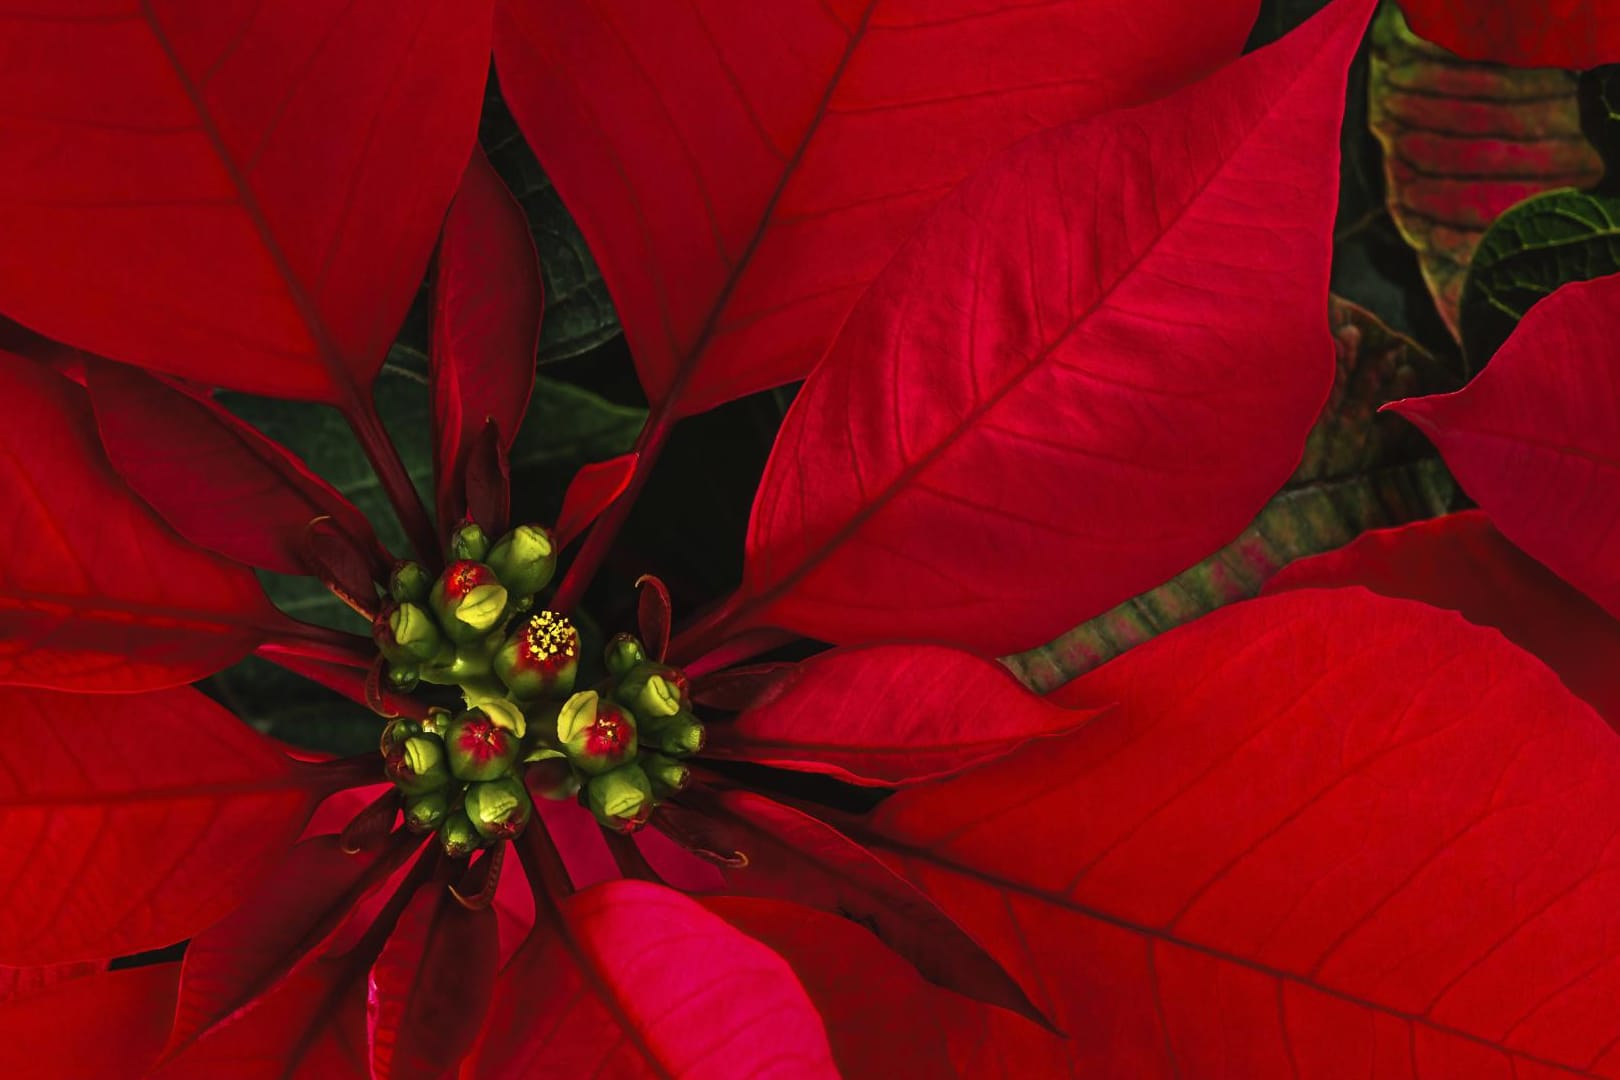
[386,662,419,694]
[556,690,637,775]
[384,733,450,794]
[439,810,483,858]
[652,712,706,757]
[494,610,579,699]
[642,753,691,798]
[486,523,557,597]
[615,661,689,716]
[445,707,522,782]
[420,708,451,738]
[523,753,580,801]
[615,667,682,722]
[379,716,422,756]
[389,560,431,604]
[449,521,490,563]
[373,601,443,665]
[586,763,654,833]
[430,561,510,643]
[603,632,645,678]
[403,789,449,833]
[464,776,533,841]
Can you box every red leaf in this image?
[1392,274,1620,619]
[302,517,384,621]
[260,648,429,721]
[689,661,801,712]
[860,588,1620,1073]
[494,0,1258,418]
[1267,511,1620,729]
[702,897,956,1079]
[533,794,620,891]
[0,686,319,965]
[0,1,492,403]
[461,419,511,540]
[86,361,383,579]
[0,356,275,692]
[155,955,370,1080]
[468,878,838,1078]
[431,147,542,530]
[1397,0,1620,69]
[166,835,413,1057]
[368,882,499,1080]
[707,644,1100,785]
[0,960,105,1007]
[658,788,1044,1027]
[636,574,672,662]
[0,963,179,1078]
[725,0,1368,656]
[554,452,637,549]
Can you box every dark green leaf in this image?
[481,73,621,364]
[1005,298,1461,691]
[1459,188,1620,366]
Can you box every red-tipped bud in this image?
[373,601,443,665]
[603,632,645,678]
[464,776,533,841]
[389,560,432,604]
[556,690,637,775]
[430,561,509,643]
[523,753,580,801]
[439,810,483,858]
[642,753,691,798]
[404,789,449,833]
[449,521,490,563]
[486,523,557,597]
[445,707,522,782]
[494,610,580,699]
[586,763,654,833]
[383,732,450,794]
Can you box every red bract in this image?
[0,0,1446,1076]
[678,0,1365,656]
[865,588,1620,1072]
[1393,274,1620,619]
[1396,0,1620,69]
[494,0,1260,418]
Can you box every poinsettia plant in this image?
[5,0,1620,1077]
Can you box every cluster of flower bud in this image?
[371,522,564,698]
[370,522,705,846]
[381,705,533,857]
[527,632,704,833]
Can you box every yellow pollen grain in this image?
[524,611,578,660]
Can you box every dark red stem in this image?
[343,398,442,571]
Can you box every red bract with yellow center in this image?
[2,2,1598,1078]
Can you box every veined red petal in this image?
[1392,274,1620,619]
[729,0,1370,655]
[368,881,499,1080]
[1267,511,1620,728]
[494,0,1258,417]
[86,360,384,578]
[1397,0,1620,69]
[0,686,319,965]
[0,356,276,692]
[0,0,493,403]
[706,643,1100,785]
[431,148,543,530]
[467,877,837,1078]
[860,588,1620,1073]
[0,963,179,1078]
